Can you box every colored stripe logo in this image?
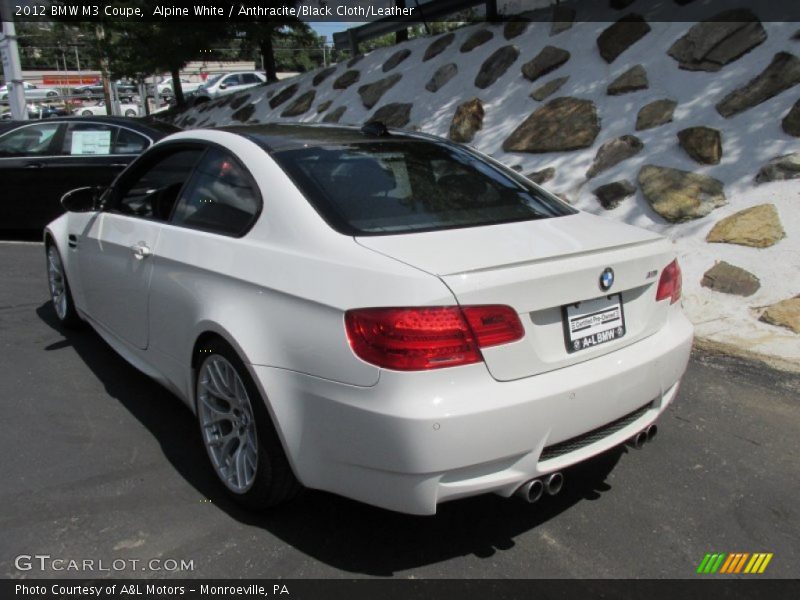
[696,553,773,574]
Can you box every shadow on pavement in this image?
[37,301,624,576]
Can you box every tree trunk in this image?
[170,67,185,107]
[260,37,278,83]
[395,0,408,42]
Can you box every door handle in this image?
[131,242,152,260]
[111,163,128,168]
[25,162,44,169]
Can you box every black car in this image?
[0,116,179,231]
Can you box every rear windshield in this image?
[272,140,575,235]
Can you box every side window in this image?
[61,123,115,156]
[0,123,60,157]
[171,148,261,236]
[223,74,241,87]
[113,148,204,220]
[114,128,149,155]
[241,73,260,84]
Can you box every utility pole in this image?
[0,0,28,120]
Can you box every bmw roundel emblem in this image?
[599,268,615,291]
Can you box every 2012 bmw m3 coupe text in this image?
[45,123,693,515]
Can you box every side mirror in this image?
[61,186,102,212]
[218,83,227,90]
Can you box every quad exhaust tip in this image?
[515,472,564,503]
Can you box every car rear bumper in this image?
[252,308,693,515]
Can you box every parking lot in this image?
[1,240,798,579]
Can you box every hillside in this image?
[166,2,800,368]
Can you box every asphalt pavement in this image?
[1,241,798,579]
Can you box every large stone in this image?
[281,89,315,117]
[586,135,643,178]
[607,65,648,95]
[425,63,457,93]
[550,5,575,36]
[461,29,493,52]
[701,262,761,297]
[281,90,317,117]
[358,73,402,109]
[782,99,800,136]
[597,14,651,64]
[521,46,570,82]
[449,98,484,143]
[475,45,519,89]
[716,52,800,118]
[706,204,785,248]
[592,179,636,210]
[333,70,360,90]
[636,99,677,130]
[424,32,455,61]
[760,297,800,334]
[231,103,255,123]
[638,165,726,222]
[667,10,767,72]
[322,106,346,124]
[312,66,337,86]
[268,83,298,109]
[503,97,600,153]
[382,49,411,72]
[527,167,555,184]
[677,126,722,165]
[755,152,800,183]
[504,19,530,40]
[530,76,569,101]
[370,103,412,128]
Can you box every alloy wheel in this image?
[47,246,67,320]
[197,355,259,493]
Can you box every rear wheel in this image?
[124,109,136,117]
[81,110,93,116]
[46,244,82,328]
[195,339,300,508]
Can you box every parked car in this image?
[190,71,266,103]
[0,116,179,230]
[75,100,140,118]
[1,81,61,102]
[44,123,693,515]
[0,102,68,119]
[72,81,138,102]
[146,76,202,99]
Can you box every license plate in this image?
[563,294,626,353]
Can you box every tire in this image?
[81,110,93,116]
[124,109,136,117]
[46,91,58,98]
[46,243,82,328]
[195,338,301,509]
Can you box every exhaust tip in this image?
[515,478,544,503]
[631,431,647,449]
[646,424,658,442]
[545,472,564,496]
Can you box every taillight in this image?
[656,259,682,304]
[345,305,524,371]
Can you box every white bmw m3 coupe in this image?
[45,123,693,515]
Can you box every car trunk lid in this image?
[356,212,675,380]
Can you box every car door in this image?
[77,145,205,349]
[219,74,243,95]
[240,73,263,91]
[0,121,64,229]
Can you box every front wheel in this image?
[81,110,93,116]
[124,109,136,117]
[196,340,300,508]
[46,244,82,328]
